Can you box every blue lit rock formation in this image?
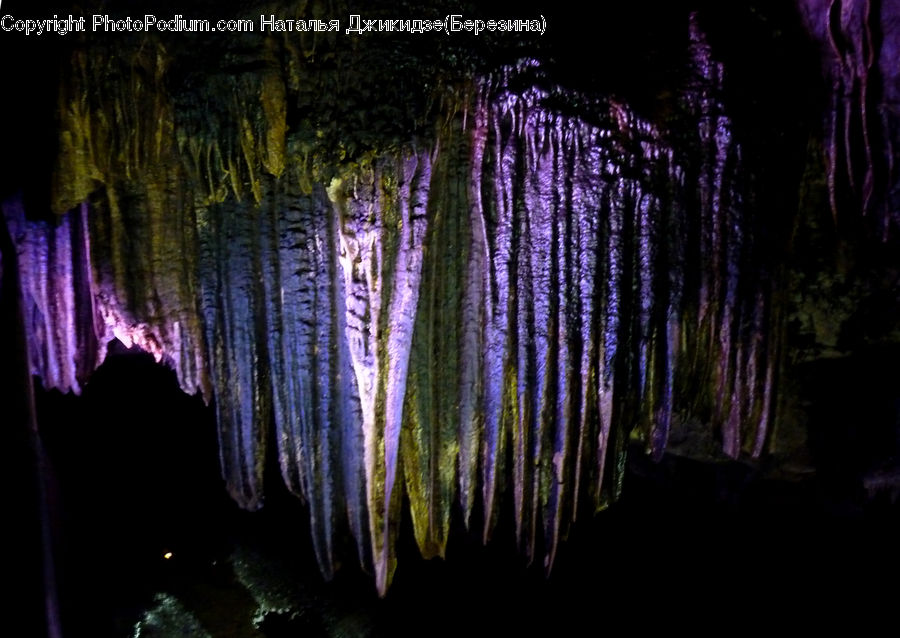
[10,3,895,597]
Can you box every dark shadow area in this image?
[36,341,234,635]
[799,345,900,514]
[1,193,51,636]
[31,340,900,636]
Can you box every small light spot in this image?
[163,552,173,560]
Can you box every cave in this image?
[3,0,900,635]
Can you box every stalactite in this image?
[11,13,784,597]
[400,121,469,561]
[258,180,367,577]
[2,200,102,394]
[197,196,271,510]
[330,152,433,594]
[798,0,900,235]
[0,199,64,638]
[682,13,775,459]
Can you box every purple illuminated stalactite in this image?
[333,171,386,590]
[524,107,558,563]
[1,198,64,638]
[597,174,621,505]
[798,0,900,234]
[469,74,701,569]
[570,128,602,524]
[198,198,270,510]
[332,196,371,570]
[260,184,364,578]
[546,118,592,569]
[513,101,540,560]
[4,192,220,485]
[544,120,571,569]
[828,0,876,217]
[479,78,516,543]
[85,187,210,402]
[11,19,782,594]
[755,290,777,458]
[691,15,716,330]
[332,152,432,595]
[662,153,686,460]
[458,90,490,528]
[637,192,654,407]
[382,153,432,554]
[716,125,740,458]
[2,200,103,394]
[685,12,772,458]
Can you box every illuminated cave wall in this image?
[3,1,898,596]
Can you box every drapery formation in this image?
[4,15,782,595]
[797,0,900,236]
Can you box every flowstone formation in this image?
[5,1,896,596]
